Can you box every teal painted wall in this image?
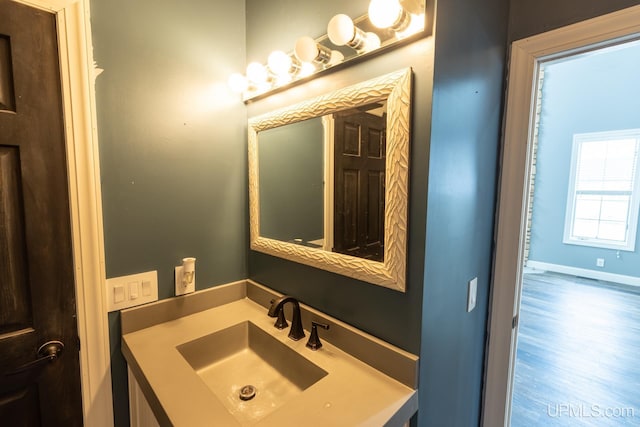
[508,0,640,42]
[529,44,640,277]
[90,0,247,424]
[419,0,508,424]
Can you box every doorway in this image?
[0,0,113,425]
[1,1,83,424]
[511,41,640,425]
[484,6,640,427]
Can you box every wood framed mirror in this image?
[248,68,411,292]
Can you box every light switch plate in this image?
[114,284,125,304]
[467,277,478,313]
[141,280,152,296]
[106,271,158,312]
[129,281,139,300]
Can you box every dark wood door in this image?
[333,109,386,261]
[0,1,83,425]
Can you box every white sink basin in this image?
[177,321,327,424]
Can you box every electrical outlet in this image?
[106,271,158,312]
[175,266,196,296]
[467,277,478,312]
[596,258,605,267]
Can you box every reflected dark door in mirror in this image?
[333,110,386,262]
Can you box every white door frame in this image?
[11,1,113,425]
[483,5,640,426]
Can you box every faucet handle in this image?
[270,299,288,329]
[306,321,330,351]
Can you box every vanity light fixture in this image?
[368,0,410,31]
[227,4,427,100]
[245,61,273,93]
[267,50,299,77]
[368,0,425,39]
[294,36,344,67]
[246,62,269,85]
[272,73,293,87]
[327,14,381,53]
[267,51,299,87]
[298,61,317,78]
[394,13,425,39]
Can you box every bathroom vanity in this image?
[122,280,418,426]
[120,64,420,427]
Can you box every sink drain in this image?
[239,385,257,401]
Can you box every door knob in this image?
[6,340,64,376]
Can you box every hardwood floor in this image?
[511,272,640,426]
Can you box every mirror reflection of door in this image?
[333,104,387,262]
[256,100,390,263]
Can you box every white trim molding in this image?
[525,261,640,288]
[12,0,114,425]
[483,5,640,427]
[128,368,160,427]
[322,115,335,253]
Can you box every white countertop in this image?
[123,295,418,426]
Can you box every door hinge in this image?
[76,335,81,351]
[512,315,519,329]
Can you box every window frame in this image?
[563,128,640,251]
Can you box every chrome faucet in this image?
[267,296,305,341]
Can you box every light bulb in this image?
[365,32,381,50]
[329,50,345,65]
[327,14,356,46]
[227,73,248,93]
[267,50,293,76]
[368,0,403,29]
[298,62,316,77]
[396,13,425,39]
[295,36,318,62]
[295,36,337,66]
[246,62,268,84]
[328,14,380,53]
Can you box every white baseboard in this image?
[526,260,640,287]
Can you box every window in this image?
[563,129,640,251]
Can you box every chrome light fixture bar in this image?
[228,0,427,101]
